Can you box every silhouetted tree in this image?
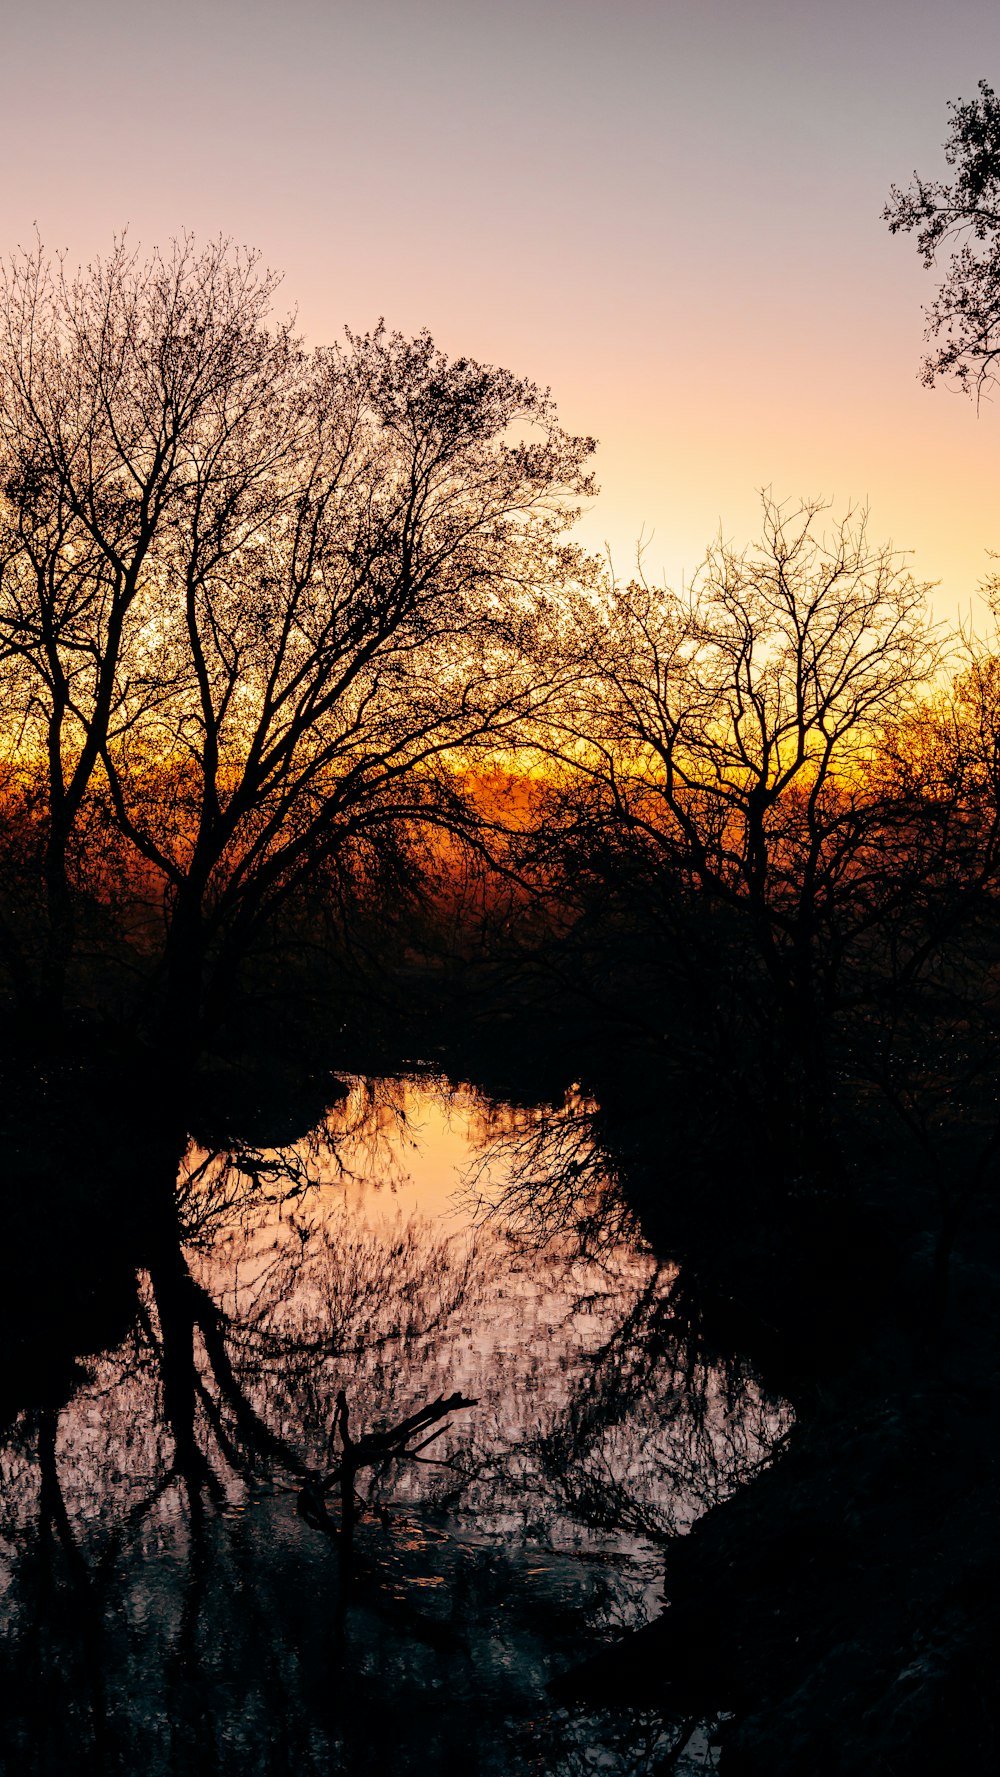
[0,236,595,1045]
[538,498,937,1174]
[866,634,1000,1301]
[884,79,1000,393]
[0,236,298,1011]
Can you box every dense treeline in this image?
[4,238,1000,1268]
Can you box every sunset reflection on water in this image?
[0,1076,787,1776]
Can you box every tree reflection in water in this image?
[465,1087,788,1541]
[0,1077,787,1776]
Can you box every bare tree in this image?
[0,234,299,1007]
[0,238,595,1044]
[541,497,937,1171]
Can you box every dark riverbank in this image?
[529,1053,1000,1774]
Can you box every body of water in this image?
[0,1076,787,1775]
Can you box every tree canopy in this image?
[884,79,1000,393]
[0,236,596,1042]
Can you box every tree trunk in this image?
[40,827,75,1027]
[158,894,209,1078]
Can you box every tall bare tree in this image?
[538,498,937,1169]
[0,235,300,1008]
[0,238,595,1044]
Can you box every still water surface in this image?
[0,1076,786,1775]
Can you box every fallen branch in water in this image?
[297,1388,478,1547]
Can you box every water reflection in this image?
[0,1077,787,1776]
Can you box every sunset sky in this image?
[4,0,1000,620]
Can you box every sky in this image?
[2,0,999,621]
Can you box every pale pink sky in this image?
[3,0,1000,617]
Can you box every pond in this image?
[0,1075,788,1776]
